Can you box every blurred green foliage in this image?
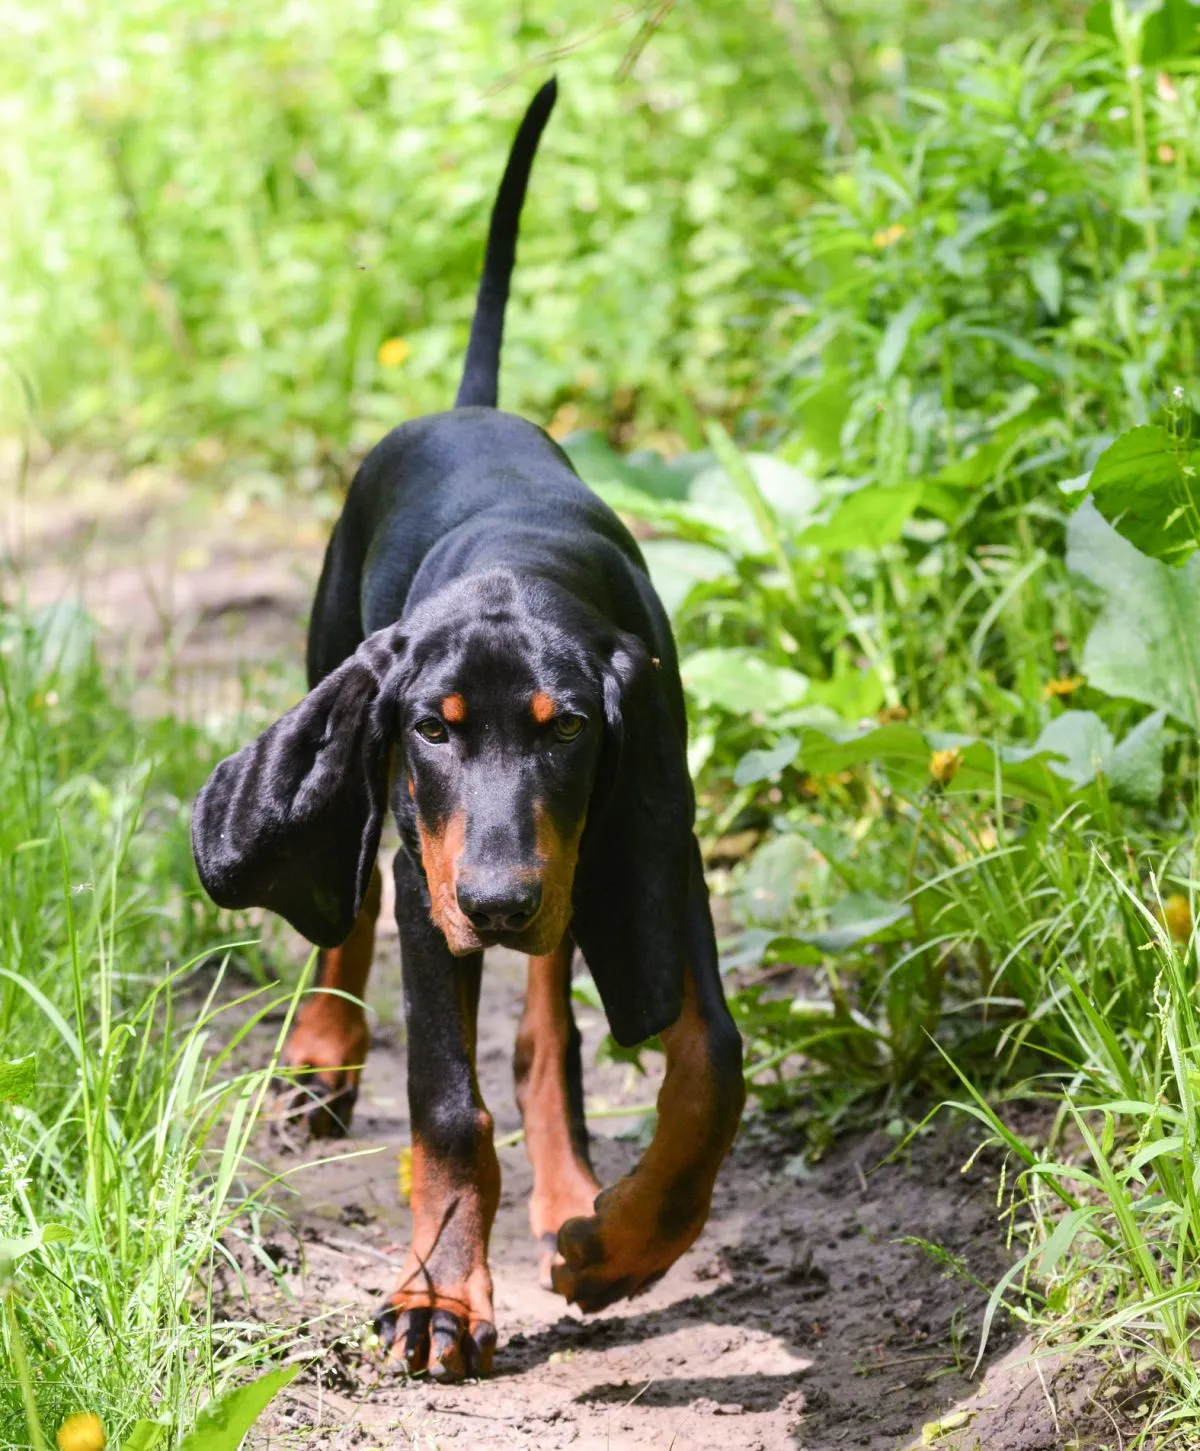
[4,0,1064,479]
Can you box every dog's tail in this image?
[455,78,557,410]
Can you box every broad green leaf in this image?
[1034,708,1166,806]
[733,736,800,787]
[682,648,809,715]
[0,1055,36,1105]
[876,298,923,382]
[640,539,734,616]
[30,599,95,683]
[178,1366,301,1451]
[805,649,885,722]
[687,448,823,552]
[1030,251,1062,317]
[1084,425,1199,564]
[793,722,1066,809]
[798,483,924,554]
[0,1224,71,1266]
[1067,500,1200,730]
[123,1421,169,1451]
[1086,0,1200,61]
[587,481,725,544]
[0,1232,45,1263]
[1107,709,1167,806]
[761,935,825,967]
[803,892,910,953]
[735,835,813,926]
[1035,711,1115,788]
[563,431,703,501]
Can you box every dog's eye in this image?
[553,714,585,742]
[414,718,449,744]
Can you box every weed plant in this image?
[0,604,301,1449]
[563,6,1200,1435]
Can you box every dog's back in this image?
[307,81,669,689]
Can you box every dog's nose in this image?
[456,877,543,933]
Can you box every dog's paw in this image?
[273,999,368,1142]
[374,1283,496,1382]
[268,1075,358,1147]
[551,1174,710,1313]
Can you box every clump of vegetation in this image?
[564,4,1200,1435]
[0,605,301,1448]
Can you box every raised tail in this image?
[455,78,558,409]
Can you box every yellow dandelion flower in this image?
[1044,675,1085,700]
[871,223,907,249]
[56,1414,105,1451]
[377,337,411,368]
[397,1145,413,1204]
[1162,894,1192,944]
[929,747,963,786]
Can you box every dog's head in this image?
[191,571,695,1044]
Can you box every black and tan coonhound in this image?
[191,79,744,1383]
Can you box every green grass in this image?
[0,603,308,1449]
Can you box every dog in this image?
[191,78,745,1383]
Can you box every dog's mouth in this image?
[465,921,557,953]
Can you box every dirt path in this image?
[4,451,1128,1450]
[240,902,1017,1451]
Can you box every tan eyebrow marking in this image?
[441,693,467,723]
[530,692,556,725]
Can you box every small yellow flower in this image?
[872,222,907,249]
[1044,675,1085,700]
[1162,894,1192,944]
[377,337,411,368]
[397,1145,413,1204]
[929,747,963,787]
[56,1414,105,1451]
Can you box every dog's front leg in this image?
[552,868,745,1312]
[375,854,500,1381]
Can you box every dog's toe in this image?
[375,1295,495,1382]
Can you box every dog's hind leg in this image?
[277,861,383,1139]
[513,936,601,1286]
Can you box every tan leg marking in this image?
[552,967,744,1311]
[382,1119,500,1378]
[279,862,382,1138]
[514,943,600,1285]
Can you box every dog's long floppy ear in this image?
[570,634,694,1047]
[191,625,406,948]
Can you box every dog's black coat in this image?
[191,80,703,1048]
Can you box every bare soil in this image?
[234,917,1016,1451]
[4,451,1136,1450]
